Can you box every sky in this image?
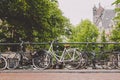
[58,0,115,25]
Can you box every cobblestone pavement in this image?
[0,70,120,80]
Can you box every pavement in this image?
[1,69,120,73]
[0,71,120,80]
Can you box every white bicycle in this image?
[32,40,82,70]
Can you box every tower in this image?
[93,3,104,26]
[93,5,97,24]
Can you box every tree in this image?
[110,23,120,42]
[110,0,120,42]
[68,19,99,50]
[0,0,69,42]
[70,19,99,42]
[109,0,120,50]
[101,30,107,42]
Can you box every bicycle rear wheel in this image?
[79,52,89,69]
[6,52,20,70]
[32,53,51,70]
[0,55,7,70]
[64,49,82,69]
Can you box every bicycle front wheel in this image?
[0,55,7,70]
[32,53,51,70]
[64,49,82,70]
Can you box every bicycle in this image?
[6,50,20,70]
[108,50,120,69]
[95,46,111,69]
[32,40,82,70]
[79,43,96,69]
[6,39,34,69]
[80,43,111,69]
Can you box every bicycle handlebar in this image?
[49,39,59,44]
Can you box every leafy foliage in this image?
[69,19,99,42]
[0,0,69,43]
[110,0,120,42]
[110,23,120,42]
[109,0,120,50]
[68,20,99,50]
[101,30,107,42]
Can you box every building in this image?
[93,3,115,41]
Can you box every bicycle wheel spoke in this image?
[32,53,51,70]
[7,58,19,69]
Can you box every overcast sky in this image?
[58,0,115,25]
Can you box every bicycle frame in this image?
[48,40,75,63]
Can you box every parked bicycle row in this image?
[0,39,120,70]
[0,39,81,70]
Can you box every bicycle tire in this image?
[64,49,82,70]
[0,55,7,70]
[32,53,51,70]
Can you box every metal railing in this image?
[0,42,120,70]
[0,42,120,45]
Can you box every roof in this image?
[96,5,104,15]
[102,9,115,29]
